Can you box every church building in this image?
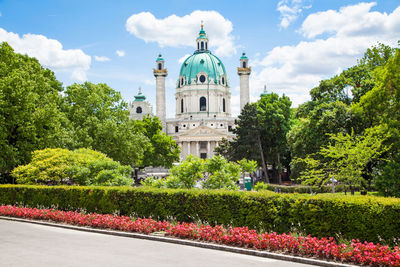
[130,24,251,160]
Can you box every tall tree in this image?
[133,116,180,168]
[297,129,388,194]
[219,103,268,181]
[216,94,292,184]
[62,82,149,167]
[0,42,69,179]
[310,42,395,105]
[287,101,354,161]
[257,93,292,184]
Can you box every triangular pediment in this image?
[179,125,227,137]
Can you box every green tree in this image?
[62,82,149,167]
[287,101,354,161]
[0,42,69,179]
[352,48,400,133]
[132,116,180,168]
[237,158,258,174]
[12,148,132,186]
[310,42,395,105]
[297,130,388,194]
[167,155,204,189]
[231,103,265,171]
[375,156,400,197]
[216,94,292,184]
[202,155,241,190]
[257,93,292,184]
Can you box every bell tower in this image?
[237,52,251,111]
[154,54,168,131]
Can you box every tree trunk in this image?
[257,134,269,183]
[277,152,282,185]
[350,186,355,195]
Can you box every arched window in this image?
[222,77,225,85]
[200,97,206,111]
[158,63,162,70]
[181,99,184,113]
[222,98,226,112]
[201,42,204,50]
[205,42,208,50]
[136,107,142,114]
[197,42,199,50]
[181,78,184,86]
[242,61,246,68]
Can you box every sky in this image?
[0,0,399,117]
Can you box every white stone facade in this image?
[131,26,251,161]
[129,100,152,119]
[129,87,153,119]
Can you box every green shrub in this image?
[203,155,241,190]
[0,184,399,245]
[12,148,132,186]
[376,159,400,197]
[254,182,364,194]
[143,155,256,190]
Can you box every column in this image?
[196,142,199,158]
[187,141,191,158]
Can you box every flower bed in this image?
[1,205,399,266]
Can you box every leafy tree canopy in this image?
[132,116,180,168]
[0,42,69,176]
[12,148,133,186]
[296,129,389,193]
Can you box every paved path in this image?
[0,220,317,267]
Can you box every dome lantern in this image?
[134,87,146,102]
[196,22,209,52]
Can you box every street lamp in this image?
[329,177,337,193]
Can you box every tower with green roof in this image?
[238,52,251,110]
[129,87,153,120]
[153,53,167,131]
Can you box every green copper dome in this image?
[178,51,227,86]
[156,54,164,62]
[134,88,146,102]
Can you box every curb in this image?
[0,216,353,267]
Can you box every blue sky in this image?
[1,0,399,117]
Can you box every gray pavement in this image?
[0,219,314,267]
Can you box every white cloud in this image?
[125,10,236,57]
[277,0,311,29]
[94,55,110,62]
[178,54,191,64]
[0,28,91,81]
[251,2,400,107]
[300,2,400,39]
[116,50,125,57]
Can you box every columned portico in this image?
[173,125,232,159]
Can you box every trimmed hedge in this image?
[0,184,399,245]
[254,182,366,194]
